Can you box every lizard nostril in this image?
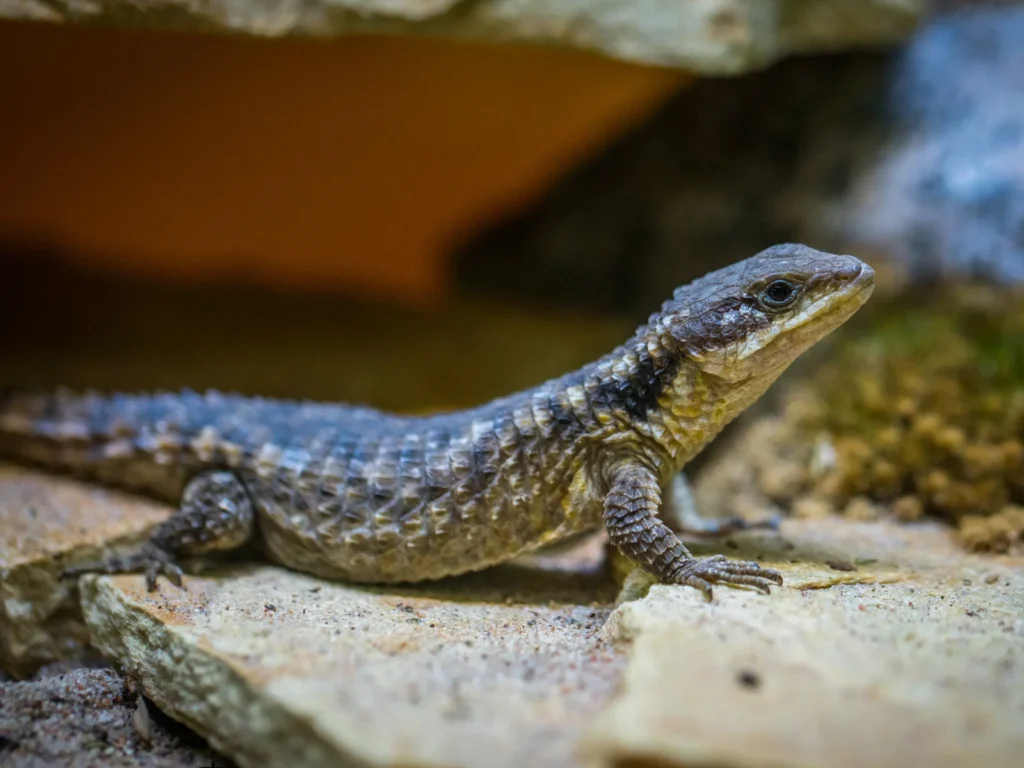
[837,262,863,282]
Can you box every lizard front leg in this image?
[63,470,255,591]
[603,463,783,599]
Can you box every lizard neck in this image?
[639,359,785,476]
[519,320,786,485]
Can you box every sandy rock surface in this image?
[79,557,622,768]
[593,518,1024,768]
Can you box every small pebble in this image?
[736,669,761,689]
[826,560,857,572]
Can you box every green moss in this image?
[784,284,1024,529]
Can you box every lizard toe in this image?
[672,556,784,597]
[137,547,185,592]
[62,542,184,592]
[676,573,715,601]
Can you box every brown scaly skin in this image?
[0,244,874,598]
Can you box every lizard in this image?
[0,243,875,598]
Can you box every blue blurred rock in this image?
[453,5,1024,315]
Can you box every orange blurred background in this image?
[0,21,687,303]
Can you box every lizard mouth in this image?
[796,260,876,327]
[845,261,877,302]
[809,260,876,323]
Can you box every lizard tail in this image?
[0,387,205,497]
[1,386,128,469]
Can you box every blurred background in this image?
[0,21,688,411]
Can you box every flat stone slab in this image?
[0,464,171,677]
[0,0,923,73]
[79,562,623,768]
[589,519,1024,768]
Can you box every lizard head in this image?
[662,243,875,384]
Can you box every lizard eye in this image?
[759,279,800,310]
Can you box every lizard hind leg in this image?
[64,470,255,591]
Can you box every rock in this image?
[585,518,1024,768]
[0,464,171,679]
[78,563,623,768]
[839,4,1024,285]
[0,0,923,73]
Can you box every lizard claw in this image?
[669,555,784,600]
[145,557,184,592]
[61,543,185,592]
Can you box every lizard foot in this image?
[61,543,184,592]
[669,555,783,600]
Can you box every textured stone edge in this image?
[78,576,379,768]
[0,0,925,73]
[0,562,90,678]
[0,530,156,678]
